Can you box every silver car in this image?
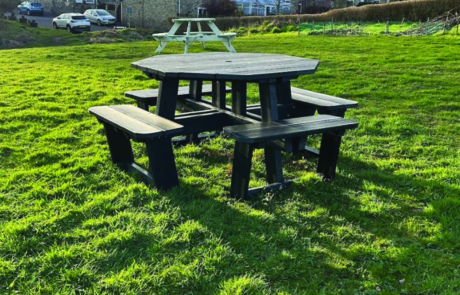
[83,9,116,26]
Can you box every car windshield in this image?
[72,16,87,20]
[96,10,111,16]
[31,3,42,6]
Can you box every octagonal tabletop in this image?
[131,53,320,81]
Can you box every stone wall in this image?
[39,0,96,15]
[178,0,204,17]
[121,0,176,30]
[40,0,206,30]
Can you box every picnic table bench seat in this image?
[290,87,358,117]
[125,84,232,111]
[218,33,237,38]
[224,115,358,199]
[151,33,169,38]
[89,104,183,190]
[185,31,215,35]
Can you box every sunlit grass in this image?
[0,32,460,294]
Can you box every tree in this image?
[202,0,238,17]
[298,0,334,14]
[0,0,18,14]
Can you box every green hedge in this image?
[213,0,460,30]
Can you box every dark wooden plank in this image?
[223,115,358,144]
[174,112,233,135]
[264,145,284,184]
[189,80,203,101]
[176,98,260,125]
[131,53,319,81]
[291,87,358,110]
[212,80,227,109]
[89,105,184,141]
[259,80,279,122]
[146,137,179,189]
[277,80,292,104]
[125,84,230,103]
[156,78,179,120]
[102,122,134,165]
[230,142,254,199]
[232,81,247,116]
[317,132,342,179]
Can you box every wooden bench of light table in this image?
[89,105,183,190]
[152,18,237,54]
[224,115,359,199]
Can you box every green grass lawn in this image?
[299,21,419,35]
[1,30,460,294]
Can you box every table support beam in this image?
[212,80,227,109]
[156,79,179,120]
[232,81,247,116]
[259,79,284,185]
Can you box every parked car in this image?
[83,9,116,26]
[52,13,90,33]
[17,1,44,16]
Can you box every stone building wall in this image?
[40,0,205,30]
[39,0,96,15]
[178,0,204,17]
[121,0,176,30]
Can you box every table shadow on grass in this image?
[143,153,459,291]
[4,149,458,293]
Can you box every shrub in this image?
[213,0,460,30]
[202,0,237,17]
[0,0,16,14]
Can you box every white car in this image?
[83,9,116,26]
[52,13,90,33]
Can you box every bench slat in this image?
[125,84,231,102]
[224,115,358,144]
[291,87,358,110]
[89,105,183,141]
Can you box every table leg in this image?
[259,80,279,122]
[231,81,247,116]
[152,78,180,187]
[230,141,254,199]
[156,78,179,120]
[212,80,227,109]
[197,22,206,49]
[155,40,169,53]
[222,39,236,53]
[155,22,181,53]
[184,21,192,54]
[259,80,284,184]
[187,80,203,144]
[146,137,179,190]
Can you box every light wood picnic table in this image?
[152,18,237,54]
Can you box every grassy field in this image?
[299,21,419,35]
[1,26,460,294]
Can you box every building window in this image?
[197,7,207,17]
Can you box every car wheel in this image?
[27,10,30,15]
[67,25,72,33]
[53,22,58,29]
[97,19,101,26]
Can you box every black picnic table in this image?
[131,53,320,188]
